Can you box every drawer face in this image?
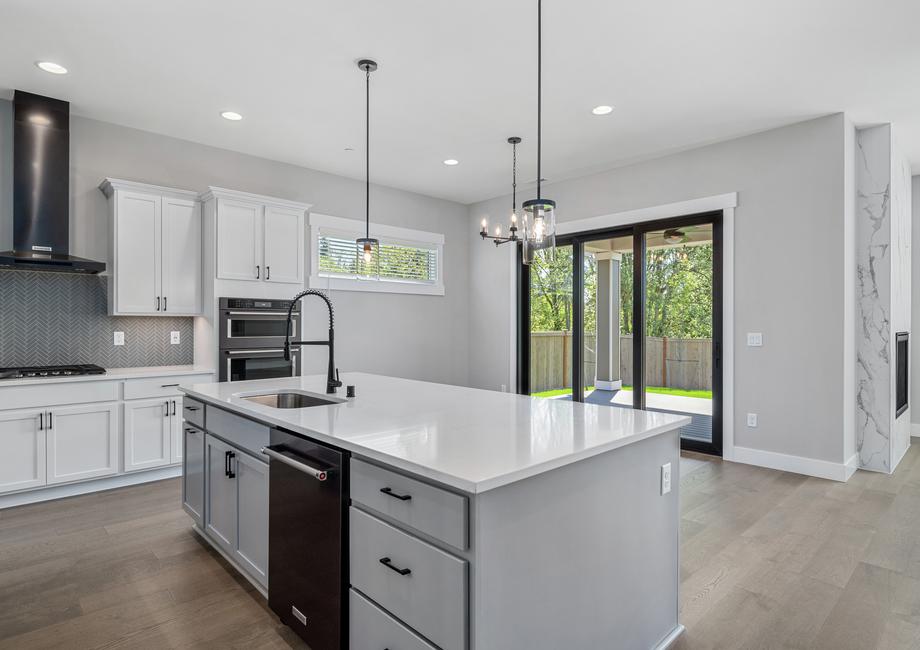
[351,458,468,550]
[206,405,270,458]
[0,381,118,411]
[182,397,205,428]
[349,589,437,650]
[350,508,467,650]
[123,374,213,401]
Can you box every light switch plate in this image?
[170,331,181,345]
[661,462,672,495]
[747,413,758,427]
[113,331,125,346]
[747,332,763,347]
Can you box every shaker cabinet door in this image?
[46,403,118,484]
[114,190,162,314]
[217,198,262,281]
[0,409,46,493]
[124,399,171,472]
[263,205,304,284]
[161,197,201,314]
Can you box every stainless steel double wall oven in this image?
[218,297,301,382]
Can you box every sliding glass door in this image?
[519,213,722,455]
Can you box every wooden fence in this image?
[530,332,712,393]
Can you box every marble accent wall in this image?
[855,125,912,473]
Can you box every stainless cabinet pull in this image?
[261,446,328,481]
[379,557,411,576]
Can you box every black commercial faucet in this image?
[283,289,343,394]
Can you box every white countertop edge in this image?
[181,385,690,494]
[0,366,216,387]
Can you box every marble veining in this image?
[855,126,892,472]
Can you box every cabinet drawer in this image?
[0,381,118,411]
[182,397,205,428]
[351,458,468,550]
[206,406,270,458]
[349,588,437,650]
[350,508,467,650]
[123,374,213,400]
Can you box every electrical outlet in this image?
[661,462,672,495]
[747,332,763,347]
[113,331,125,346]
[747,413,758,427]
[170,331,181,345]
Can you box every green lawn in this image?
[532,385,712,399]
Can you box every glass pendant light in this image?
[356,59,379,275]
[521,0,556,264]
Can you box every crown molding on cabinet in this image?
[198,186,312,212]
[99,177,199,201]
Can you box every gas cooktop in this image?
[0,364,107,380]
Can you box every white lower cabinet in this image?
[46,402,119,485]
[204,433,269,589]
[0,409,46,492]
[124,399,171,471]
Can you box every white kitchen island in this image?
[180,372,689,650]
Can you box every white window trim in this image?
[308,213,445,296]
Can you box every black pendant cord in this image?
[536,0,542,202]
[512,140,517,213]
[365,67,370,240]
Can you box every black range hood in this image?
[0,91,105,274]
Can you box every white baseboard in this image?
[845,453,859,480]
[655,624,686,650]
[595,379,623,391]
[731,446,852,482]
[0,465,181,510]
[911,423,920,438]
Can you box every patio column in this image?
[595,252,622,390]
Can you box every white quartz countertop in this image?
[182,373,690,494]
[0,365,215,387]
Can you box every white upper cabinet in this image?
[216,198,263,281]
[202,187,309,285]
[100,179,202,316]
[263,205,304,283]
[162,197,202,314]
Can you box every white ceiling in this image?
[2,0,920,205]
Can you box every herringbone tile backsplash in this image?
[0,270,194,368]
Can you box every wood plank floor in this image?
[1,446,919,649]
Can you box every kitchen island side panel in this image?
[471,430,681,650]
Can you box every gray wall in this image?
[912,175,920,430]
[0,100,470,385]
[469,114,850,464]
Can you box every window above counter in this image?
[308,213,445,296]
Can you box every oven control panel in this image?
[220,298,299,312]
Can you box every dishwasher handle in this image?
[261,445,329,481]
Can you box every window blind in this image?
[318,231,439,284]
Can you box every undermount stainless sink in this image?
[240,392,337,409]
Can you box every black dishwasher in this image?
[263,428,348,649]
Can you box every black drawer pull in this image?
[184,406,200,411]
[161,383,179,388]
[380,487,412,501]
[379,557,411,576]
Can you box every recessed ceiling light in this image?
[36,61,68,75]
[221,111,243,121]
[443,159,459,166]
[592,105,614,115]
